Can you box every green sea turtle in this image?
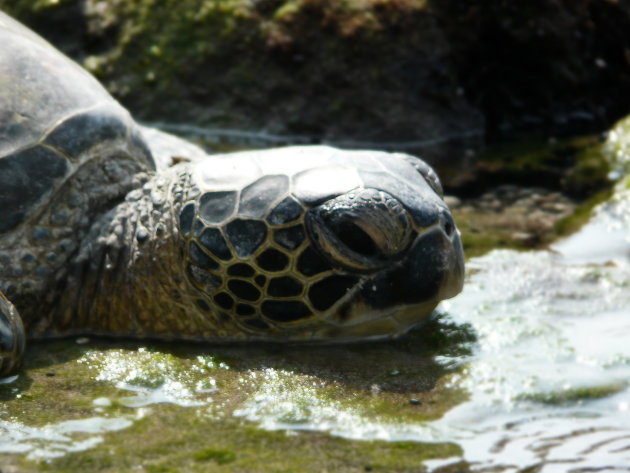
[0,11,465,376]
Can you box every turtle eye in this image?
[306,189,414,271]
[324,219,380,258]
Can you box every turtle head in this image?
[180,146,464,341]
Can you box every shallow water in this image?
[438,188,630,471]
[3,181,630,472]
[229,242,630,471]
[434,250,630,471]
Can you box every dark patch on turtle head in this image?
[198,228,232,261]
[199,191,237,225]
[179,202,195,236]
[225,219,267,258]
[239,175,289,218]
[274,225,306,250]
[266,196,304,225]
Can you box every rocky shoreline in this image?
[3,0,630,183]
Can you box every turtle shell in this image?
[0,11,154,235]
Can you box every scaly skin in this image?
[42,165,243,340]
[0,292,25,376]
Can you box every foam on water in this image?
[77,348,219,407]
[0,417,132,459]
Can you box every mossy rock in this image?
[0,0,479,152]
[6,0,630,185]
[92,0,630,184]
[0,315,475,472]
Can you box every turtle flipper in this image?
[0,292,25,376]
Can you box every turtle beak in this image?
[357,210,464,311]
[312,220,465,338]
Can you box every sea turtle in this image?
[0,11,465,376]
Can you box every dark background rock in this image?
[432,0,630,139]
[2,0,630,189]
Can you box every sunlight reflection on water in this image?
[235,196,630,471]
[0,417,132,459]
[432,248,630,471]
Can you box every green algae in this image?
[452,195,573,258]
[0,317,474,472]
[452,132,618,257]
[519,383,626,406]
[0,342,124,426]
[604,114,630,171]
[453,210,528,258]
[476,134,610,197]
[564,139,611,196]
[193,447,236,464]
[554,188,614,237]
[552,113,630,237]
[19,413,461,473]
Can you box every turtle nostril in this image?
[443,219,455,238]
[328,219,379,257]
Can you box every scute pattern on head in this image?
[173,146,463,339]
[239,175,289,218]
[180,185,320,332]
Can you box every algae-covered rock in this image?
[0,0,481,174]
[0,320,472,472]
[3,0,630,184]
[602,113,630,178]
[451,110,630,256]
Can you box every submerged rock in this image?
[450,185,576,256]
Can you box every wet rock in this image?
[451,185,576,256]
[4,1,630,186]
